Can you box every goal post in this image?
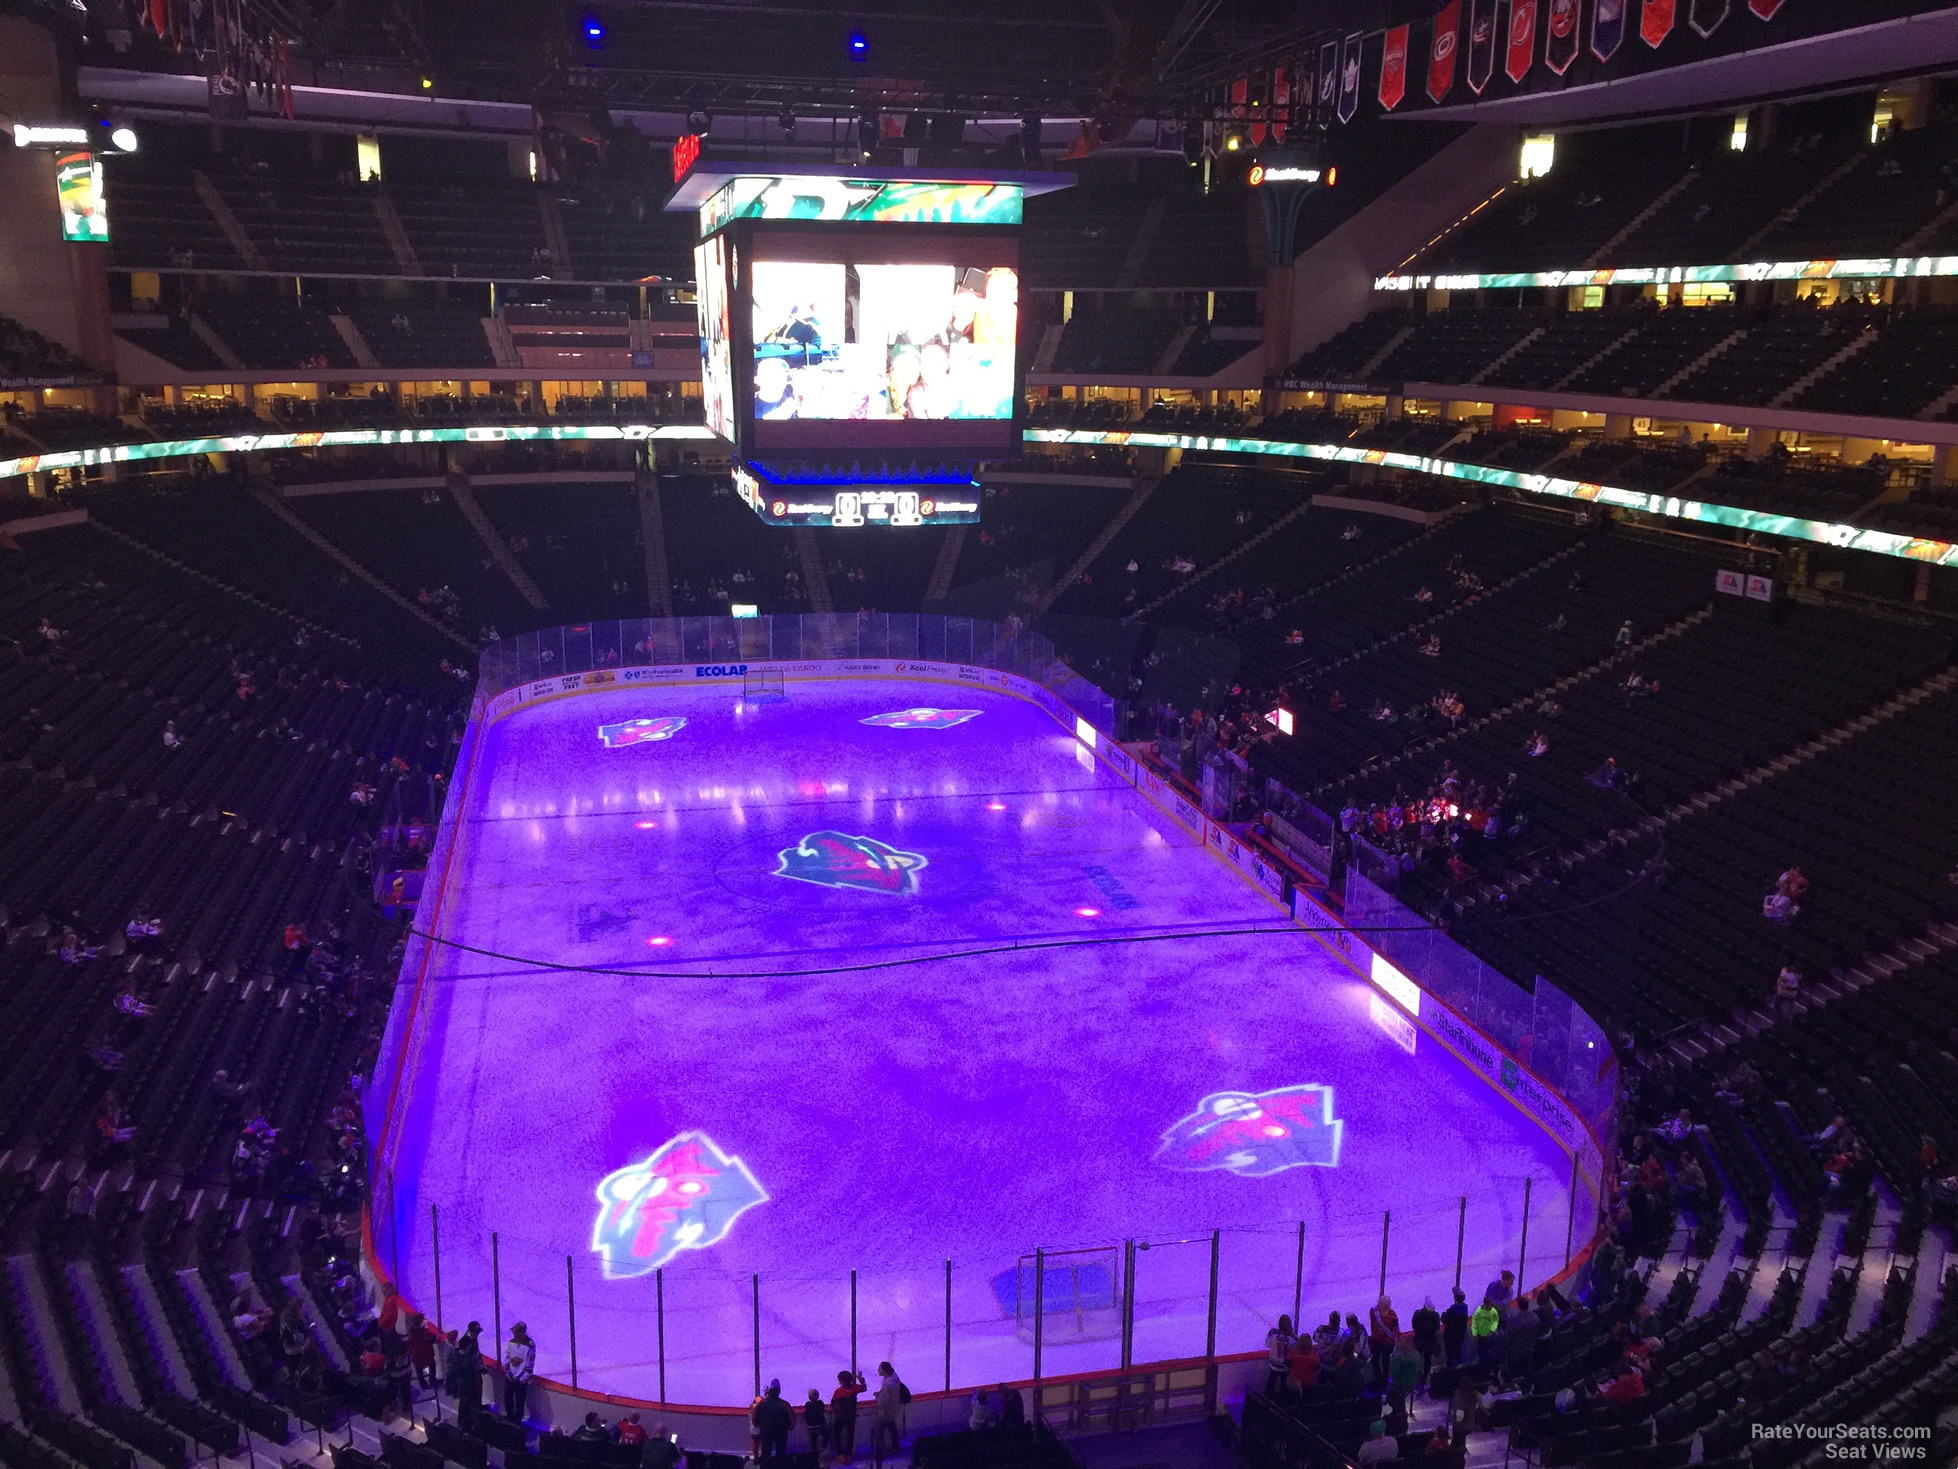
[743,668,786,700]
[1009,1244,1122,1345]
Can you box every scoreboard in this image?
[670,162,1073,526]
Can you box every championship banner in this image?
[1427,0,1463,100]
[1591,0,1627,59]
[1748,0,1786,16]
[1466,0,1498,94]
[1506,0,1539,82]
[1338,32,1364,122]
[1317,40,1339,126]
[1273,65,1291,139]
[1545,0,1581,73]
[1641,0,1676,46]
[1378,24,1409,110]
[1690,0,1730,35]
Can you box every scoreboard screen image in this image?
[750,260,1018,423]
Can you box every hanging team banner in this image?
[1591,0,1627,60]
[1545,0,1581,72]
[1338,32,1364,122]
[1506,0,1539,82]
[1318,41,1340,126]
[1689,0,1730,33]
[1749,0,1787,16]
[1378,24,1410,111]
[1641,0,1676,45]
[1427,0,1462,101]
[1466,0,1498,94]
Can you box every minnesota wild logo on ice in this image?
[860,708,981,731]
[1155,1085,1343,1178]
[592,1132,767,1278]
[774,831,928,895]
[597,717,686,748]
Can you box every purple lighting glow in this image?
[382,676,1575,1404]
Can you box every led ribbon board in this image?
[1373,256,1958,291]
[701,177,1024,236]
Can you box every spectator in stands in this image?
[1482,1269,1514,1309]
[1441,1288,1468,1367]
[1774,966,1802,1022]
[1763,888,1800,924]
[1525,731,1550,758]
[1263,1312,1297,1396]
[233,1292,274,1340]
[1778,866,1809,901]
[755,1384,792,1461]
[1615,620,1634,647]
[447,1321,484,1420]
[872,1361,906,1467]
[58,926,101,965]
[162,720,184,750]
[1387,1336,1422,1419]
[1314,1309,1343,1353]
[1676,1153,1710,1212]
[1286,1336,1320,1394]
[1410,1297,1440,1384]
[1467,1297,1498,1365]
[1499,1298,1538,1391]
[503,1321,535,1420]
[1448,1379,1483,1446]
[830,1368,866,1463]
[576,1411,613,1442]
[125,911,162,949]
[1356,1420,1397,1464]
[619,1414,648,1447]
[1601,1364,1647,1404]
[1657,1108,1693,1147]
[407,1312,439,1387]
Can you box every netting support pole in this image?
[388,1167,400,1288]
[1454,1197,1467,1290]
[1518,1176,1533,1289]
[656,1268,666,1405]
[1378,1211,1391,1301]
[752,1273,761,1399]
[431,1204,443,1331]
[1032,1248,1045,1395]
[1120,1240,1135,1372]
[1292,1221,1305,1328]
[1205,1230,1220,1360]
[1565,1153,1580,1267]
[566,1255,578,1389]
[850,1269,858,1377]
[943,1259,952,1393]
[491,1231,502,1383]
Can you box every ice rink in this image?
[378,675,1574,1406]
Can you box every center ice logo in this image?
[860,708,982,731]
[774,831,928,895]
[592,1132,767,1279]
[598,717,686,748]
[1155,1085,1343,1178]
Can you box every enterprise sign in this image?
[1250,165,1322,184]
[1374,255,1958,291]
[14,124,89,147]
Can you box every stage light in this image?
[987,801,1007,811]
[583,13,606,46]
[419,74,434,91]
[635,820,656,829]
[109,124,138,153]
[646,935,673,947]
[1224,133,1242,152]
[848,30,869,59]
[1075,907,1100,918]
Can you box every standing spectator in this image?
[1441,1288,1469,1368]
[386,1337,415,1421]
[872,1361,907,1468]
[804,1390,828,1454]
[999,1384,1025,1428]
[1501,1298,1539,1391]
[406,1313,439,1388]
[754,1383,792,1461]
[830,1369,865,1464]
[503,1322,535,1421]
[1387,1337,1423,1423]
[1368,1296,1399,1387]
[1468,1298,1499,1365]
[966,1387,994,1431]
[1263,1313,1297,1397]
[618,1414,648,1447]
[1774,966,1801,1023]
[1410,1297,1441,1383]
[1286,1336,1321,1393]
[1483,1269,1514,1308]
[448,1322,484,1423]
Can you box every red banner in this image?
[1273,65,1291,141]
[1640,0,1675,46]
[1379,24,1410,111]
[1506,0,1539,82]
[1545,0,1581,72]
[1748,0,1786,15]
[1427,0,1462,101]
